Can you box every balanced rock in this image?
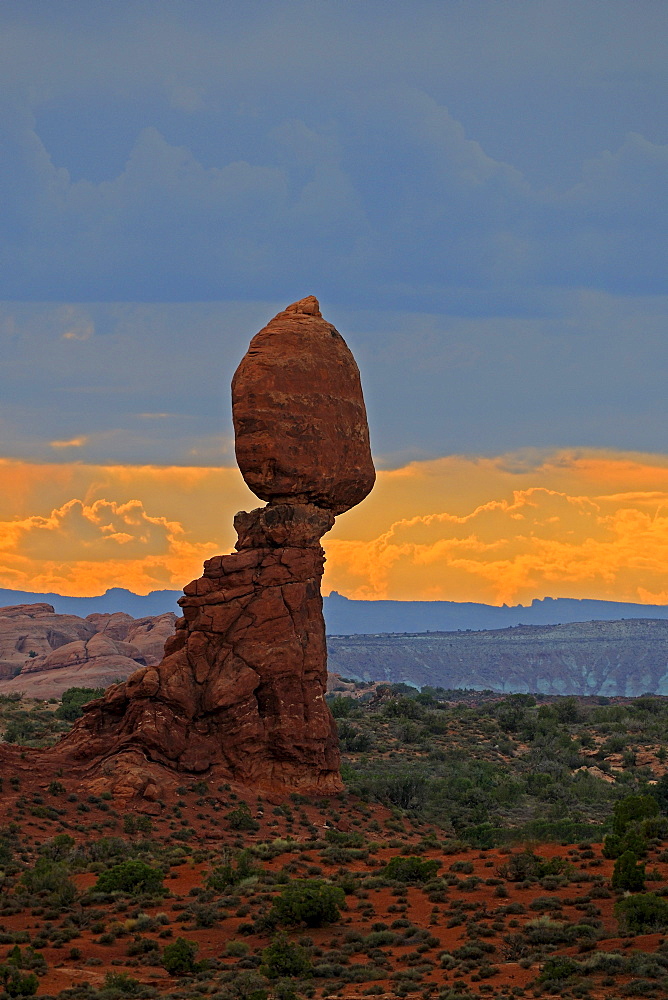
[40,297,374,799]
[232,296,375,514]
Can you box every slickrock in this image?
[0,607,178,699]
[42,296,375,800]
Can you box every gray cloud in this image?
[0,1,666,466]
[1,293,667,465]
[0,1,665,306]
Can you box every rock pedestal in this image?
[57,296,374,798]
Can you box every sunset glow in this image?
[2,449,668,606]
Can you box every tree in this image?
[0,965,39,997]
[611,851,645,893]
[162,937,199,975]
[271,880,345,928]
[261,933,311,979]
[94,859,163,895]
[612,794,659,836]
[226,802,260,831]
[56,686,105,721]
[383,855,440,883]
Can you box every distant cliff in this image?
[2,587,668,635]
[324,592,668,634]
[327,618,668,697]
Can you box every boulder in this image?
[232,296,375,514]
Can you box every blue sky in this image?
[0,0,667,467]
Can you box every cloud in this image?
[0,72,665,305]
[0,496,217,596]
[49,437,87,449]
[325,485,668,605]
[0,449,668,603]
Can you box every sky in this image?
[0,0,667,603]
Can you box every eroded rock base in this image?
[57,503,342,797]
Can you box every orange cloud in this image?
[0,497,217,596]
[324,484,668,604]
[0,449,667,603]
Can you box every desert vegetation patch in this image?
[1,684,668,998]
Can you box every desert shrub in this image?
[0,965,39,996]
[496,849,567,882]
[612,795,659,836]
[383,696,425,720]
[20,857,77,906]
[329,696,359,718]
[94,859,163,895]
[449,860,474,874]
[39,833,75,862]
[383,856,440,883]
[123,815,153,836]
[56,687,105,722]
[4,946,46,976]
[524,918,576,945]
[261,933,311,979]
[207,850,256,890]
[216,970,268,999]
[99,971,154,997]
[227,802,260,831]
[271,880,345,928]
[612,851,645,893]
[225,941,250,957]
[162,937,199,975]
[337,721,373,752]
[615,893,668,933]
[538,955,579,983]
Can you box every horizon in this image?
[1,2,667,605]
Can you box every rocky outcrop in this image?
[60,504,341,792]
[53,296,375,798]
[0,603,94,680]
[0,606,177,699]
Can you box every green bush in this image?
[100,971,150,997]
[227,802,260,831]
[611,851,645,893]
[0,965,39,996]
[612,795,659,836]
[56,686,105,722]
[20,857,77,906]
[94,859,163,895]
[207,849,256,890]
[271,880,345,928]
[261,933,311,979]
[162,937,199,976]
[383,856,440,883]
[538,956,579,983]
[615,893,668,933]
[329,696,358,718]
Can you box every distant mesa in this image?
[0,296,375,804]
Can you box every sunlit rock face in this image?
[56,297,374,799]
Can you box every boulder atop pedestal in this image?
[232,295,375,515]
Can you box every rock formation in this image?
[0,605,177,699]
[51,296,374,797]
